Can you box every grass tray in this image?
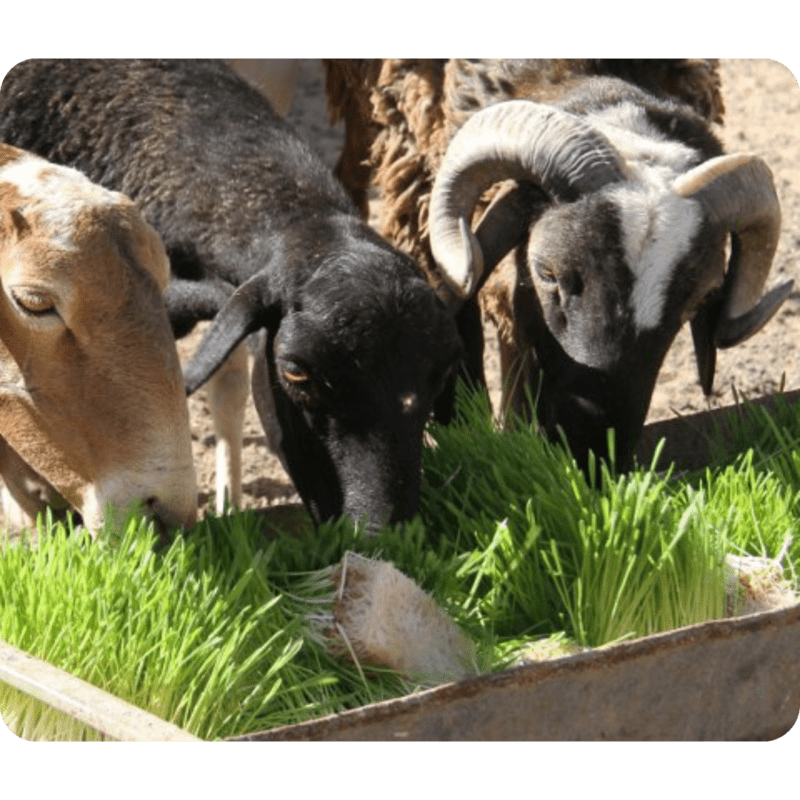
[0,395,800,742]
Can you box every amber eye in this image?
[282,368,310,386]
[11,287,57,317]
[279,362,319,408]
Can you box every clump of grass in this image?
[1,384,798,740]
[698,452,797,571]
[1,500,439,740]
[416,389,730,650]
[685,389,800,576]
[0,509,384,740]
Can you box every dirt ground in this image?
[6,59,800,523]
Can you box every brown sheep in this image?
[1,143,197,533]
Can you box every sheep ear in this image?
[123,212,172,293]
[183,272,279,395]
[473,183,549,284]
[690,281,794,395]
[0,387,88,508]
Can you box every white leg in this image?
[2,484,35,532]
[204,342,250,514]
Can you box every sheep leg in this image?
[204,342,250,514]
[226,59,301,117]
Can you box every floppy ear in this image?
[183,271,280,395]
[690,300,719,396]
[1,305,86,513]
[472,183,549,290]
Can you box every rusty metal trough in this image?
[230,603,800,741]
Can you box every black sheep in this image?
[0,59,462,530]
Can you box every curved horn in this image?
[674,154,791,348]
[429,100,626,299]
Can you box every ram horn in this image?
[428,100,626,301]
[675,154,793,391]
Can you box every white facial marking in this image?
[585,104,705,332]
[0,153,119,250]
[611,172,702,331]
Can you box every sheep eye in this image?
[279,363,320,409]
[535,261,558,285]
[11,288,57,317]
[282,368,310,386]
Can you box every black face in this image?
[515,197,702,472]
[260,261,462,531]
[520,313,673,473]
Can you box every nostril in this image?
[141,498,174,547]
[140,497,180,544]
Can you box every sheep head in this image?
[0,144,197,531]
[429,98,792,470]
[183,244,462,532]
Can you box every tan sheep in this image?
[1,144,197,534]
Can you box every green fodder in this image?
[2,385,798,740]
[415,388,730,652]
[0,510,353,740]
[690,391,800,583]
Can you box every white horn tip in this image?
[433,216,485,300]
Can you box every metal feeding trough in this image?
[3,604,796,742]
[229,603,800,741]
[1,395,799,741]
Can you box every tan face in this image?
[0,146,197,530]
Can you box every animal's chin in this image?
[349,496,421,536]
[543,392,639,475]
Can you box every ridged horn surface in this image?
[429,100,625,299]
[673,153,786,342]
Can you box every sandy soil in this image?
[5,59,800,524]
